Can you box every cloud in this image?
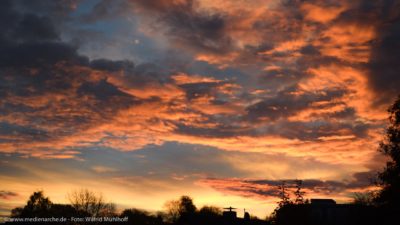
[0,2,136,156]
[199,171,378,201]
[79,0,130,23]
[301,2,346,23]
[0,191,18,200]
[132,0,235,56]
[365,0,400,104]
[91,166,118,173]
[0,0,394,170]
[12,14,59,42]
[245,87,348,122]
[131,0,399,106]
[90,59,135,72]
[14,0,78,17]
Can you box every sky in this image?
[0,0,399,219]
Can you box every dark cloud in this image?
[172,113,369,141]
[13,0,78,19]
[368,4,400,104]
[0,42,88,68]
[133,0,233,54]
[0,122,49,142]
[300,45,321,55]
[90,59,135,72]
[165,82,369,141]
[323,107,356,119]
[90,58,170,88]
[132,0,192,13]
[0,1,142,153]
[77,79,134,102]
[203,171,376,200]
[179,82,221,100]
[347,171,378,189]
[0,1,176,157]
[246,179,348,195]
[12,14,59,42]
[258,68,309,90]
[173,122,249,139]
[271,120,369,140]
[91,59,165,94]
[246,87,347,122]
[0,190,18,199]
[0,1,86,68]
[163,10,231,54]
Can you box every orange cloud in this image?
[316,23,375,63]
[301,3,347,23]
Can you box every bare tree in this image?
[164,199,181,223]
[163,195,197,223]
[277,181,291,207]
[353,191,377,206]
[68,189,115,216]
[294,179,305,204]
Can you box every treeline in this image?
[7,189,267,225]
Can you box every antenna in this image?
[223,206,237,212]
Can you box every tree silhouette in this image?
[164,195,197,224]
[376,95,400,207]
[179,196,197,215]
[121,208,163,225]
[294,180,305,205]
[198,206,222,225]
[11,191,81,224]
[8,191,271,225]
[269,181,291,224]
[68,188,115,217]
[11,191,52,217]
[352,191,376,206]
[270,180,312,225]
[198,206,221,216]
[277,181,291,207]
[164,199,181,223]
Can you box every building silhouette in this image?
[274,198,379,225]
